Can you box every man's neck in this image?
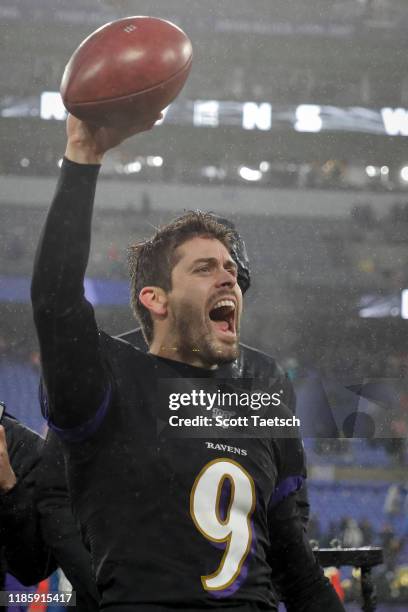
[148,341,218,370]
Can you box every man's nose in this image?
[216,268,236,287]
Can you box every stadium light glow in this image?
[147,156,163,167]
[41,92,66,121]
[155,106,170,125]
[124,161,142,174]
[239,166,262,181]
[365,165,377,177]
[400,166,408,182]
[202,166,226,179]
[401,290,408,319]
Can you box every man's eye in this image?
[196,266,210,273]
[226,267,237,277]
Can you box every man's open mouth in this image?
[208,299,236,337]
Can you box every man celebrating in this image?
[31,115,344,611]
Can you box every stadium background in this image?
[1,0,408,610]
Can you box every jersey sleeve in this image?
[281,377,311,529]
[36,430,100,609]
[267,437,344,611]
[31,158,112,434]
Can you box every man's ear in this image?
[139,286,168,317]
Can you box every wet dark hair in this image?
[209,214,251,294]
[128,211,234,344]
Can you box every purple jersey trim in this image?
[269,475,304,508]
[209,517,257,599]
[40,381,111,442]
[208,482,256,599]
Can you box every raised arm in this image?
[31,114,160,433]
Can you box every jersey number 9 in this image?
[190,458,256,592]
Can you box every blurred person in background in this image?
[0,401,53,607]
[324,520,340,547]
[36,430,100,612]
[379,523,403,572]
[342,519,363,549]
[359,518,374,546]
[307,513,322,545]
[383,483,403,527]
[0,400,100,611]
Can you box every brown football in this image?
[60,16,193,127]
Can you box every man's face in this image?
[165,236,242,367]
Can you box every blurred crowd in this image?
[309,507,407,573]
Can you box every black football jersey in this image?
[56,333,305,610]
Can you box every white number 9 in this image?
[190,458,256,592]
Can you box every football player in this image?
[31,115,344,611]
